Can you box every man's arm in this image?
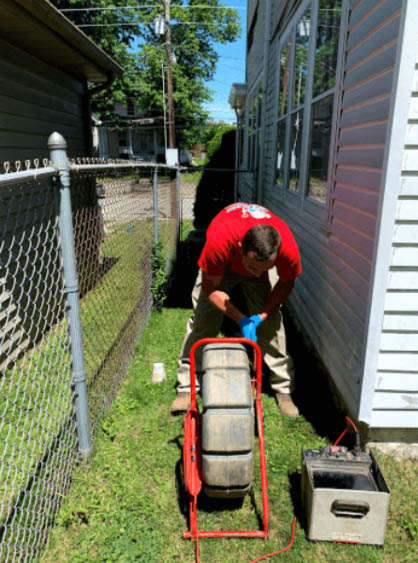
[258,278,295,322]
[201,272,245,324]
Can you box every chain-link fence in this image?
[0,135,179,562]
[0,130,251,561]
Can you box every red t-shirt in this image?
[198,203,302,279]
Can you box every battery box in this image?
[301,446,390,545]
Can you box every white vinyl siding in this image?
[359,0,418,427]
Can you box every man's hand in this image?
[239,315,263,342]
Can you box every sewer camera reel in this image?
[183,337,269,561]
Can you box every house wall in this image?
[0,37,88,163]
[361,0,418,430]
[251,0,404,418]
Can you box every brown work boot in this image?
[170,392,191,415]
[275,393,299,417]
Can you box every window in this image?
[275,0,344,216]
[127,99,135,117]
[247,80,263,173]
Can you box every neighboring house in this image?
[0,0,122,370]
[236,0,418,442]
[92,98,166,161]
[0,0,122,162]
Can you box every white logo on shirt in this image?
[226,203,271,219]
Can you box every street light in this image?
[229,83,247,118]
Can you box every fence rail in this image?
[0,133,251,561]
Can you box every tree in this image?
[51,0,241,147]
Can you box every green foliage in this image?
[51,0,241,146]
[151,240,167,312]
[204,123,236,164]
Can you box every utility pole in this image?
[162,0,175,148]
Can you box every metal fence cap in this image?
[48,132,67,150]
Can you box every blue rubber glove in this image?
[239,316,257,342]
[249,314,263,329]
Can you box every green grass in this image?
[41,309,418,563]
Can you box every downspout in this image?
[257,0,271,204]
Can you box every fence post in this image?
[153,166,159,243]
[48,132,92,460]
[176,167,181,238]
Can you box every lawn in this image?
[41,308,418,562]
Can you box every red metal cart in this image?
[183,337,270,561]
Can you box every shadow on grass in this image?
[166,239,201,309]
[288,471,306,532]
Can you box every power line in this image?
[61,5,246,12]
[78,21,237,27]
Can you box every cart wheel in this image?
[201,343,254,498]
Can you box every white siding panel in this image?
[376,372,418,391]
[393,224,418,244]
[396,199,418,221]
[377,352,418,371]
[371,410,418,427]
[391,247,418,267]
[385,292,418,311]
[405,123,418,145]
[412,67,418,91]
[373,392,418,409]
[402,148,418,171]
[399,175,418,195]
[388,271,418,290]
[380,332,418,350]
[409,97,418,119]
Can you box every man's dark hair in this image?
[242,225,281,261]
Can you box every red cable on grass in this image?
[248,516,297,563]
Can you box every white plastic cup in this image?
[152,362,166,383]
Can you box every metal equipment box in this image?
[301,447,390,545]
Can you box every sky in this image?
[203,1,247,124]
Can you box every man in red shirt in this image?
[170,203,302,417]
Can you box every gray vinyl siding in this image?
[0,38,87,163]
[367,4,418,428]
[246,1,266,89]
[256,0,403,417]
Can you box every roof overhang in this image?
[1,0,123,84]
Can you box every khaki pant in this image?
[176,268,294,394]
